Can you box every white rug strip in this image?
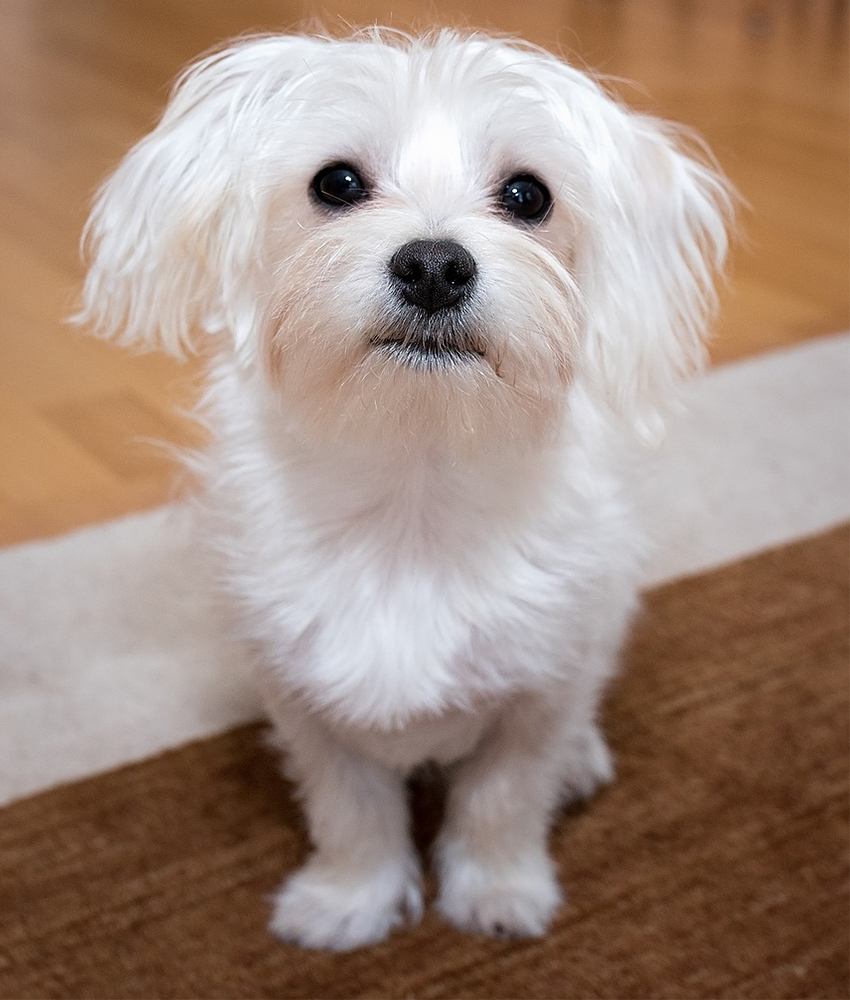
[0,333,847,806]
[639,332,849,586]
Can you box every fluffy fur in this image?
[76,29,732,950]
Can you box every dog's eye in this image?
[499,175,552,222]
[311,164,368,208]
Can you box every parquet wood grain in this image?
[1,0,847,545]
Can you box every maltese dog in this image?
[76,29,732,950]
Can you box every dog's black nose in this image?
[388,239,477,313]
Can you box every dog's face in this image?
[260,39,586,450]
[77,31,731,451]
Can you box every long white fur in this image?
[76,29,733,950]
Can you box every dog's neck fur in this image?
[201,357,610,572]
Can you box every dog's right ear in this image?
[73,35,321,357]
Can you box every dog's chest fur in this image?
[202,363,639,747]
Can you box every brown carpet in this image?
[1,526,847,1000]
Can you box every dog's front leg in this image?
[435,691,612,939]
[269,714,423,951]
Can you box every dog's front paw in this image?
[436,849,562,939]
[269,856,423,951]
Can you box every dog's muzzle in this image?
[374,239,483,365]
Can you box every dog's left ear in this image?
[578,105,735,441]
[511,41,736,440]
[73,35,323,357]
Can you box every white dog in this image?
[76,29,731,950]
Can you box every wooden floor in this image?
[0,0,847,546]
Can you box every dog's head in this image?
[77,30,732,451]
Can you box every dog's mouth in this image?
[369,316,486,368]
[370,336,484,366]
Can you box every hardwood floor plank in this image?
[0,394,118,504]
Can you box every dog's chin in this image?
[269,306,570,457]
